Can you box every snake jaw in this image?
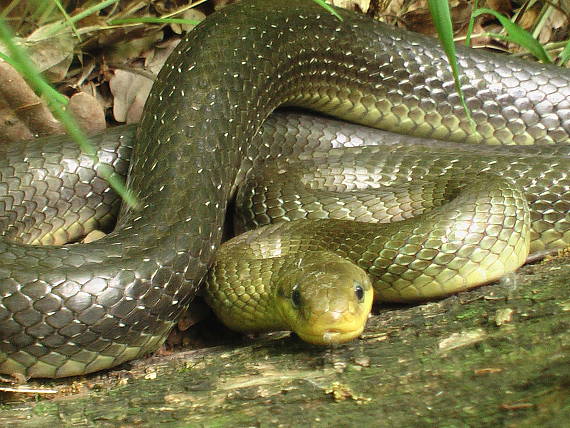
[296,324,368,346]
[293,300,372,345]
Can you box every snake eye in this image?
[291,285,302,308]
[354,282,365,301]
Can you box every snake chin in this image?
[296,326,367,346]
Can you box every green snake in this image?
[0,0,569,378]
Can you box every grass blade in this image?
[428,0,476,130]
[472,8,552,63]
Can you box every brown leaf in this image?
[536,9,569,44]
[401,0,472,35]
[329,0,371,13]
[484,0,512,16]
[518,4,541,31]
[109,69,152,123]
[109,38,179,123]
[21,26,75,81]
[212,0,238,11]
[382,0,410,18]
[169,8,206,35]
[68,92,106,134]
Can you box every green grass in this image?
[428,0,476,131]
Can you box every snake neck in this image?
[205,238,292,333]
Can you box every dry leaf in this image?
[169,8,206,35]
[68,92,106,134]
[109,38,179,123]
[382,0,409,18]
[328,0,371,12]
[484,0,512,16]
[108,69,152,123]
[402,0,472,35]
[212,0,237,11]
[518,4,541,31]
[536,9,569,44]
[19,25,75,81]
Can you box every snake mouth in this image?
[296,326,365,345]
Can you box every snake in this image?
[0,0,569,378]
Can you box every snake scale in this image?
[1,0,569,378]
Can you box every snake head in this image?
[274,251,373,345]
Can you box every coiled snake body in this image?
[0,0,569,378]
